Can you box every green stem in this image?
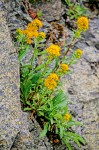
[30,38,38,70]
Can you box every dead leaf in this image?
[28,9,37,19]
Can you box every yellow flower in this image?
[26,38,32,44]
[16,29,23,34]
[38,32,46,39]
[22,29,27,34]
[48,73,59,81]
[60,64,69,72]
[46,44,61,57]
[22,29,38,38]
[32,18,42,28]
[44,73,58,90]
[77,17,88,31]
[44,78,57,90]
[32,31,39,38]
[75,49,83,58]
[26,31,34,38]
[27,24,38,31]
[64,113,71,121]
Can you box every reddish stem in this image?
[64,37,76,56]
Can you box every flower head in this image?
[44,73,58,90]
[48,73,59,81]
[38,32,46,39]
[63,113,71,121]
[16,29,23,34]
[77,17,88,31]
[75,49,83,58]
[32,18,42,28]
[46,44,61,57]
[22,29,38,38]
[44,78,57,90]
[60,64,69,72]
[26,25,38,32]
[26,38,32,44]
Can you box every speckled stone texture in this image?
[32,0,63,22]
[0,3,22,149]
[63,18,99,150]
[0,2,52,150]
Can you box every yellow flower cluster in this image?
[60,64,69,72]
[16,19,45,44]
[46,44,61,57]
[44,73,59,90]
[77,17,88,31]
[63,113,71,121]
[16,29,23,34]
[38,32,46,39]
[48,73,59,81]
[32,18,42,28]
[75,49,83,58]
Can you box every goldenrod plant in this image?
[16,16,88,149]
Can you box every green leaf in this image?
[38,111,44,116]
[16,33,25,43]
[70,15,75,20]
[54,113,62,120]
[65,132,85,145]
[66,121,82,128]
[60,126,64,139]
[63,138,72,150]
[71,137,81,147]
[21,67,29,78]
[26,101,32,106]
[55,127,59,134]
[30,72,41,84]
[38,50,46,55]
[21,64,32,70]
[37,10,43,18]
[52,91,68,109]
[18,45,30,61]
[24,107,32,111]
[35,64,45,71]
[40,122,49,138]
[20,82,24,94]
[50,118,54,124]
[65,142,72,150]
[52,58,59,72]
[24,79,32,101]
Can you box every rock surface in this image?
[63,18,99,150]
[32,0,63,22]
[0,3,21,149]
[0,1,52,150]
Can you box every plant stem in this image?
[64,37,76,56]
[30,39,38,70]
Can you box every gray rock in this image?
[32,0,63,21]
[63,17,99,150]
[95,42,99,50]
[0,3,52,150]
[0,6,21,150]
